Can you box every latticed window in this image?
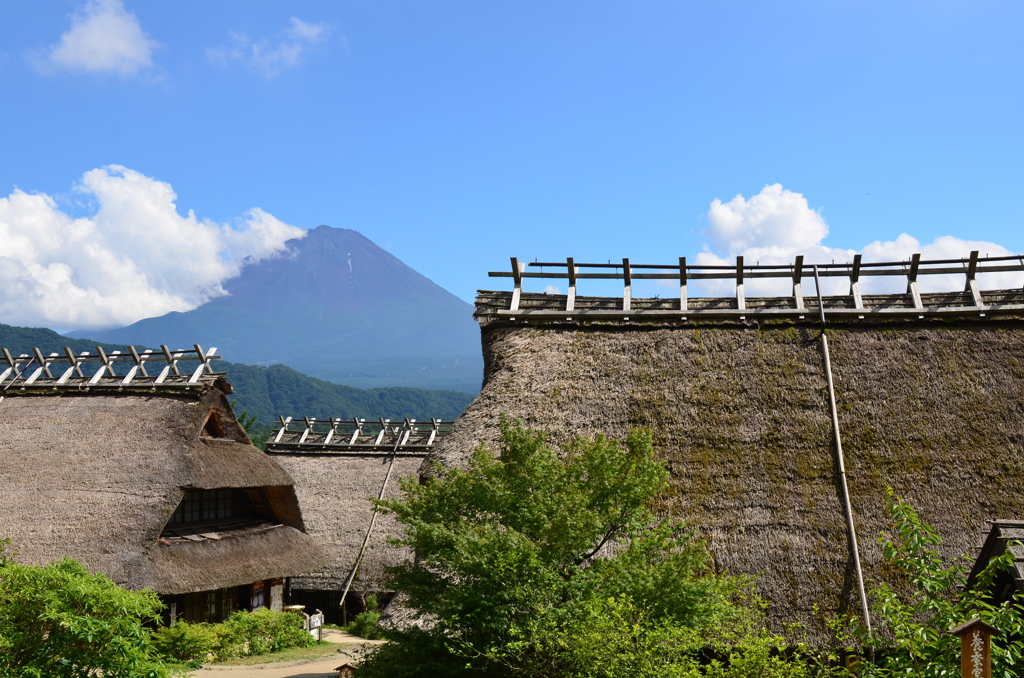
[169,489,234,524]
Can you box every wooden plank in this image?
[273,417,292,444]
[32,348,54,379]
[679,256,688,311]
[965,250,985,307]
[736,256,746,310]
[566,257,576,312]
[622,258,632,312]
[792,255,805,310]
[907,253,924,309]
[510,257,523,311]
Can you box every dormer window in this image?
[165,487,275,532]
[169,489,233,524]
[201,411,227,439]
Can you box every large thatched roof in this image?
[426,285,1024,644]
[267,417,454,592]
[0,352,327,595]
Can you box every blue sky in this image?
[1,1,1022,329]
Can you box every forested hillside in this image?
[0,324,475,425]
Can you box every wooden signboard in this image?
[949,618,1001,678]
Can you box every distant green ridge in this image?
[0,323,475,425]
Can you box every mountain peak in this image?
[82,227,482,392]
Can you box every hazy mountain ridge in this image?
[0,323,475,424]
[77,226,483,393]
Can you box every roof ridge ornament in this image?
[265,416,455,456]
[0,344,224,395]
[479,251,1024,320]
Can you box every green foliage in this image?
[149,621,223,665]
[150,609,313,666]
[231,406,272,450]
[0,540,169,678]
[817,491,1024,677]
[361,416,805,678]
[346,594,382,640]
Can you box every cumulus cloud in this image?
[692,184,1020,296]
[0,166,305,330]
[30,0,159,76]
[207,17,330,77]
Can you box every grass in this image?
[210,641,347,666]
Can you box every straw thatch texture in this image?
[0,385,326,594]
[426,311,1024,644]
[273,454,424,592]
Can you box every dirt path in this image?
[187,630,384,678]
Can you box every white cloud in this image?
[691,184,1021,296]
[31,0,158,76]
[0,166,306,330]
[207,17,330,77]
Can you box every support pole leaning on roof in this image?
[814,265,872,632]
[338,422,405,622]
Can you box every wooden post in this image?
[622,258,631,312]
[792,255,805,310]
[679,257,688,311]
[566,257,577,312]
[849,254,864,310]
[510,257,523,312]
[949,618,1001,678]
[965,250,985,308]
[735,256,746,310]
[907,252,923,309]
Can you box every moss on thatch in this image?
[0,384,326,594]
[426,301,1024,644]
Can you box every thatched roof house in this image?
[0,345,326,621]
[266,417,453,621]
[967,521,1024,605]
[425,254,1024,644]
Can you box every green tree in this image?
[820,491,1024,677]
[0,541,169,678]
[361,416,806,678]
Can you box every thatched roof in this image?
[425,288,1024,644]
[271,453,424,592]
[967,520,1024,605]
[266,417,454,593]
[0,369,327,595]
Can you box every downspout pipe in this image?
[814,265,872,632]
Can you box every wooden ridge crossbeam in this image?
[0,344,223,395]
[265,417,455,456]
[481,252,1024,320]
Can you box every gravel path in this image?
[187,630,384,678]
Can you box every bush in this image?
[346,594,382,639]
[0,540,170,678]
[359,417,808,678]
[152,608,314,665]
[150,620,222,664]
[221,608,314,656]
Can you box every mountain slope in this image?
[0,323,475,425]
[79,226,483,393]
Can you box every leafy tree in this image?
[0,540,169,678]
[818,491,1024,677]
[360,416,807,678]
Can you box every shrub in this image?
[150,620,221,665]
[220,608,314,657]
[346,595,382,640]
[0,540,170,678]
[359,417,808,678]
[152,608,313,664]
